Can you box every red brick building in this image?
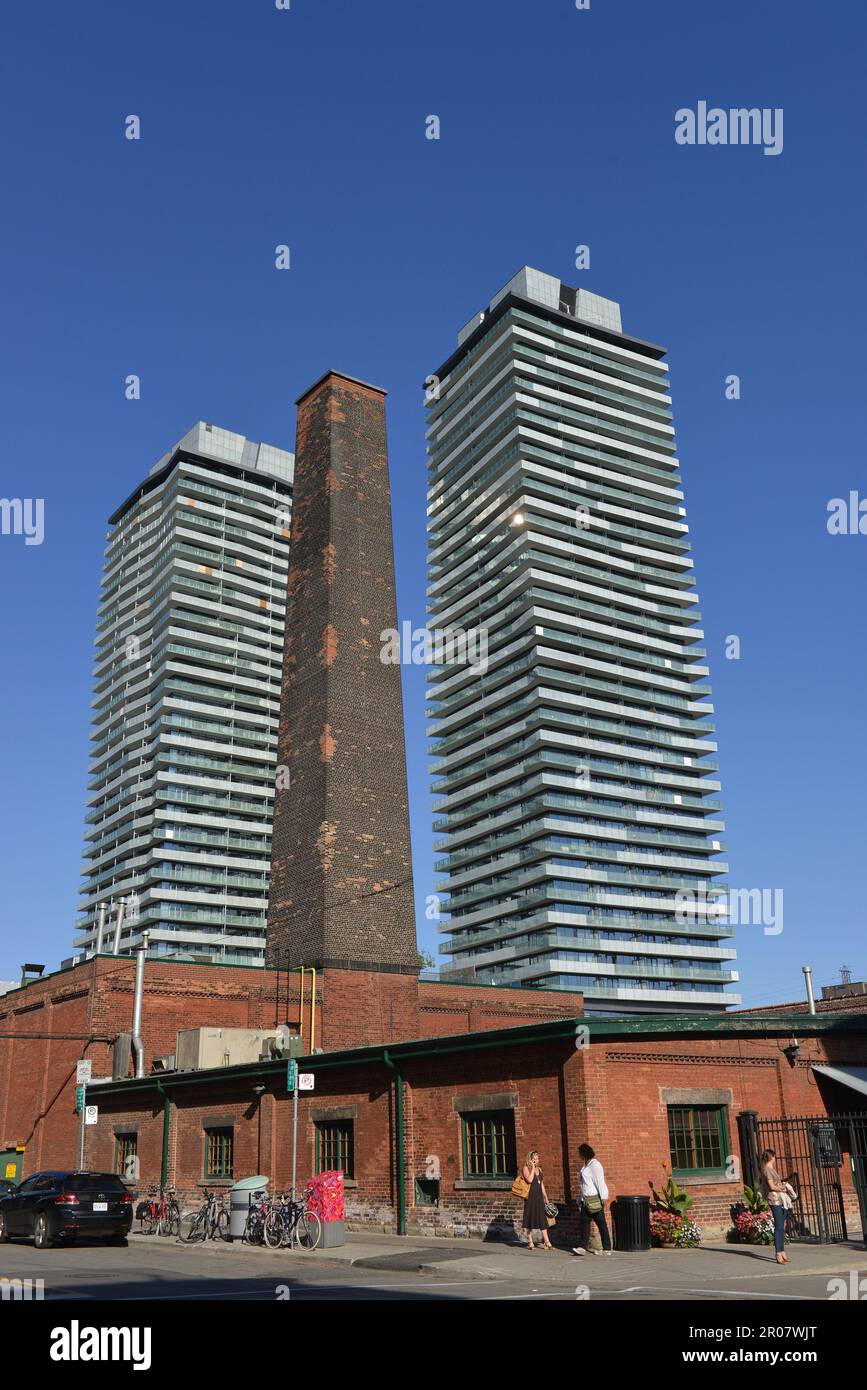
[0,953,580,1181]
[3,954,865,1243]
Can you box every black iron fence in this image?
[738,1110,867,1244]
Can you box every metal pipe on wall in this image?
[94,902,107,956]
[131,930,150,1079]
[111,899,126,955]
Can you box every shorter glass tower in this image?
[73,423,293,963]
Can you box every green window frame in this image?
[315,1120,354,1178]
[461,1110,517,1180]
[667,1105,729,1177]
[204,1127,234,1180]
[114,1132,138,1179]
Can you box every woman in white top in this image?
[572,1143,612,1255]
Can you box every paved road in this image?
[1,1235,865,1301]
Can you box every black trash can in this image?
[612,1195,651,1252]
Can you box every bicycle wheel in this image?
[243,1210,263,1245]
[178,1208,207,1243]
[296,1211,321,1251]
[215,1206,230,1241]
[142,1207,157,1236]
[158,1206,177,1239]
[263,1208,284,1249]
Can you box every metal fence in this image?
[738,1110,867,1244]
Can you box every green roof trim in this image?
[87,1009,867,1101]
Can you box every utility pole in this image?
[288,1057,298,1249]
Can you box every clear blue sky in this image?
[1,0,864,1007]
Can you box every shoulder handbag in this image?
[583,1194,603,1214]
[511,1174,530,1200]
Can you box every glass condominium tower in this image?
[426,267,739,1014]
[73,423,293,964]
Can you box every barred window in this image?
[668,1106,728,1174]
[461,1111,516,1180]
[204,1127,234,1180]
[114,1132,138,1181]
[316,1121,354,1178]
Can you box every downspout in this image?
[382,1050,406,1236]
[309,968,316,1052]
[155,1079,171,1189]
[130,930,150,1080]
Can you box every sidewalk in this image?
[129,1227,867,1289]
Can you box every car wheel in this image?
[108,1234,128,1247]
[0,1211,8,1243]
[34,1213,53,1249]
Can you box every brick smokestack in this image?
[266,372,418,973]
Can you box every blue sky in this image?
[1,0,864,1005]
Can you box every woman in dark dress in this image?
[521,1150,553,1250]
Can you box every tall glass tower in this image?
[73,423,293,965]
[426,268,738,1014]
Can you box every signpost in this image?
[76,1058,94,1167]
[288,1068,315,1247]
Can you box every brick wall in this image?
[78,1022,867,1244]
[0,956,585,1172]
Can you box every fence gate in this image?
[738,1110,867,1244]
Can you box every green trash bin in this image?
[228,1175,269,1242]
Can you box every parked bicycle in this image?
[141,1184,180,1237]
[242,1190,271,1246]
[263,1192,321,1251]
[178,1188,229,1243]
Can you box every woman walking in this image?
[760,1148,791,1264]
[572,1143,612,1255]
[521,1150,554,1251]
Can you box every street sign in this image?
[84,1105,98,1126]
[286,1059,297,1092]
[76,1059,92,1084]
[74,1086,85,1113]
[298,1073,315,1091]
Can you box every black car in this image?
[0,1171,133,1248]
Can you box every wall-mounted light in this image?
[783,1039,801,1068]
